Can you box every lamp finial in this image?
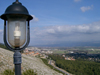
[16,0,19,2]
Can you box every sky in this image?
[0,0,100,47]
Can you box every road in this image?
[48,60,73,75]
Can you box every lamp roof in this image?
[0,1,33,21]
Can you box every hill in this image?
[0,48,63,75]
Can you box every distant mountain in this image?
[32,41,100,47]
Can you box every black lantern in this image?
[0,0,33,75]
[0,0,33,51]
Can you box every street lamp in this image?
[0,0,33,75]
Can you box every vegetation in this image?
[0,62,4,67]
[0,43,7,50]
[1,69,14,75]
[49,54,100,75]
[1,69,37,75]
[66,53,100,62]
[53,50,68,54]
[22,69,37,75]
[41,58,64,74]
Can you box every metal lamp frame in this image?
[4,20,30,51]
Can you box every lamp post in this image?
[0,0,33,75]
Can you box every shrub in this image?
[2,69,37,75]
[0,62,4,67]
[22,69,37,75]
[2,69,14,75]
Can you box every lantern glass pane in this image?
[7,19,26,47]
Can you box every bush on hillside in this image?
[1,69,37,75]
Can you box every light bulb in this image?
[7,19,26,47]
[14,22,21,47]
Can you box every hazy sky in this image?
[0,0,100,47]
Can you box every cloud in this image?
[80,5,93,12]
[31,15,39,22]
[74,0,82,2]
[30,21,100,46]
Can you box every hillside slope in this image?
[0,48,63,75]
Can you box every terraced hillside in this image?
[0,48,63,75]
